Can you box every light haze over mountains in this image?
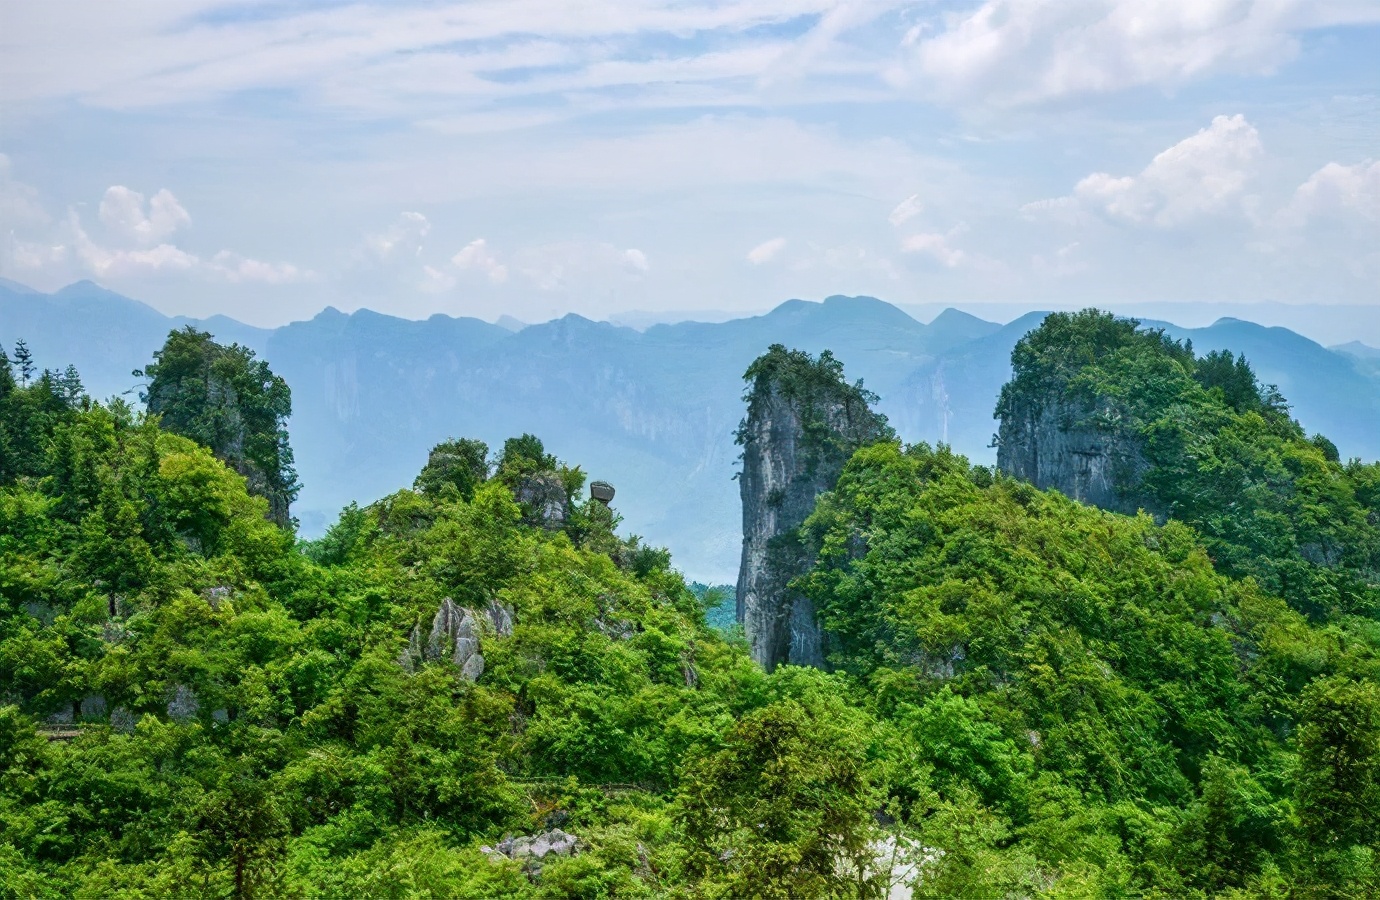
[5,278,1378,583]
[4,4,1379,328]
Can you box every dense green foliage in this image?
[0,348,897,898]
[137,328,298,528]
[998,309,1380,621]
[798,440,1380,895]
[3,321,1378,898]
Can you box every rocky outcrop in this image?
[482,829,581,880]
[735,346,893,672]
[399,597,514,680]
[515,473,570,529]
[166,683,200,721]
[996,398,1148,515]
[141,329,297,529]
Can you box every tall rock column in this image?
[735,345,893,672]
[994,310,1161,517]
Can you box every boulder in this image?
[110,706,138,733]
[166,684,200,721]
[482,828,581,876]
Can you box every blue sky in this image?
[1,0,1378,326]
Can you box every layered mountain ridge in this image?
[4,280,1378,581]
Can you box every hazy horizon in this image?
[7,274,1380,349]
[3,2,1378,329]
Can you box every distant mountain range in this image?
[4,279,1379,582]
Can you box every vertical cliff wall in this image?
[995,399,1147,515]
[993,310,1179,517]
[735,345,893,671]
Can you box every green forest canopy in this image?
[1,320,1378,898]
[998,309,1380,622]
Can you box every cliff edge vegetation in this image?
[997,309,1380,621]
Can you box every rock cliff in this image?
[995,397,1148,515]
[992,311,1170,516]
[735,345,893,671]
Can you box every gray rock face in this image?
[110,706,138,733]
[429,598,485,681]
[482,828,580,879]
[202,585,232,609]
[515,473,569,529]
[80,694,107,719]
[399,597,515,679]
[166,684,200,721]
[996,399,1148,515]
[46,707,74,725]
[21,601,55,625]
[736,364,892,672]
[485,599,515,637]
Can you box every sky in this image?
[1,0,1378,328]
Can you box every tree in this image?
[496,433,557,481]
[678,696,883,898]
[137,327,298,528]
[13,339,34,386]
[1193,349,1265,415]
[193,771,289,900]
[1296,676,1380,848]
[414,437,490,500]
[1293,676,1380,895]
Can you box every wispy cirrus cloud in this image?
[747,237,787,264]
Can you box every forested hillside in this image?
[2,320,1379,898]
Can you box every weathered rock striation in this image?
[995,396,1148,515]
[514,472,571,530]
[992,311,1166,516]
[735,345,893,671]
[398,597,514,680]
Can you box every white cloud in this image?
[747,237,787,264]
[1281,159,1380,224]
[888,193,923,227]
[624,248,650,272]
[365,211,430,262]
[72,211,198,277]
[1020,195,1088,225]
[1029,115,1263,228]
[208,250,314,284]
[0,0,841,114]
[901,231,965,267]
[99,186,191,243]
[65,199,310,284]
[896,0,1380,105]
[451,238,509,284]
[10,240,68,270]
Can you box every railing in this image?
[36,724,87,741]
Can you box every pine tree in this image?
[13,339,34,386]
